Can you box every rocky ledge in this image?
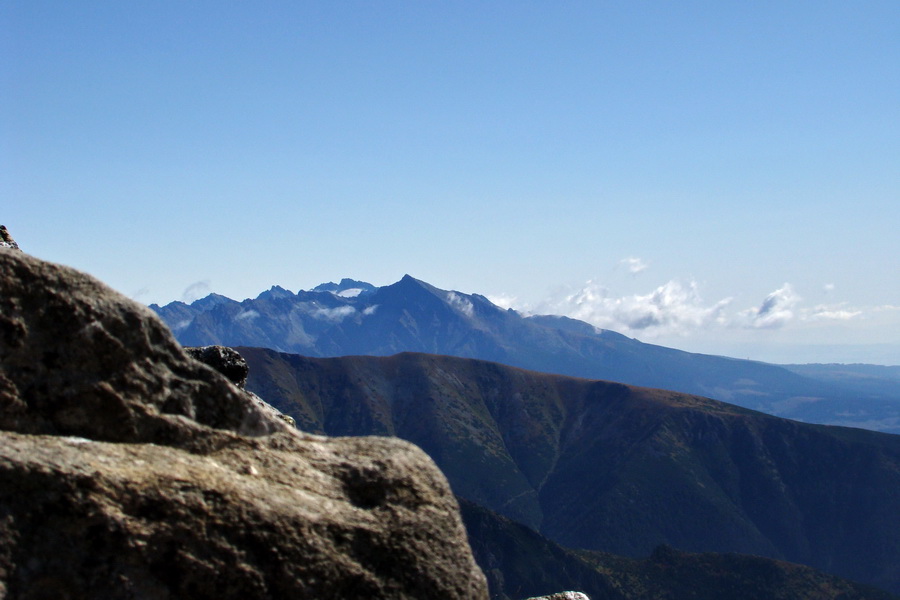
[0,244,488,599]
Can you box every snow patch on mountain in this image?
[337,288,365,298]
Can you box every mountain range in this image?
[151,275,900,433]
[237,349,900,595]
[150,275,900,595]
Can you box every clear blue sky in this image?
[3,2,898,364]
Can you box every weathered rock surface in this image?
[0,248,284,445]
[0,248,488,599]
[185,345,251,389]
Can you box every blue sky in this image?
[3,2,898,364]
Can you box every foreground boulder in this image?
[0,247,488,599]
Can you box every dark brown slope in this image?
[241,348,900,594]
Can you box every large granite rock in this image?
[0,247,488,599]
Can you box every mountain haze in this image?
[152,276,900,433]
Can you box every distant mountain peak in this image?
[312,278,375,297]
[396,274,427,288]
[256,285,294,301]
[380,274,432,294]
[192,293,234,309]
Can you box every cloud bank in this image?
[539,280,731,337]
[311,305,356,322]
[529,279,866,339]
[739,284,798,329]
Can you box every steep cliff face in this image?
[241,349,900,594]
[0,247,488,599]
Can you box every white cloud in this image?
[620,257,649,275]
[540,279,732,337]
[363,305,379,316]
[875,305,900,312]
[181,280,211,303]
[531,279,869,338]
[311,305,356,322]
[446,292,475,317]
[823,283,835,294]
[486,294,518,310]
[740,284,799,329]
[738,287,865,326]
[236,309,260,321]
[804,303,861,321]
[499,275,887,360]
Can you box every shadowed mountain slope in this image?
[240,348,900,594]
[152,276,900,433]
[459,498,898,600]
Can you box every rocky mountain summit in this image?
[0,245,488,599]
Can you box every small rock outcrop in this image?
[185,345,251,389]
[185,344,296,428]
[0,225,19,250]
[0,247,488,599]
